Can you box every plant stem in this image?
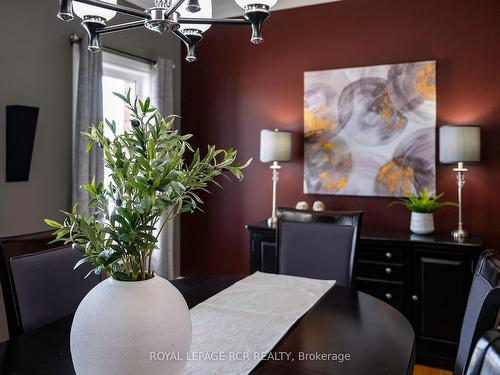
[155,208,176,240]
[141,253,146,280]
[148,252,153,278]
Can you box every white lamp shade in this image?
[74,0,117,21]
[179,0,212,33]
[439,125,481,164]
[260,129,292,163]
[234,0,278,9]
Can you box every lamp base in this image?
[267,216,277,228]
[451,228,469,241]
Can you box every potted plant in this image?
[45,93,251,375]
[388,188,457,235]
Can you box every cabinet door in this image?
[260,241,278,273]
[249,231,277,273]
[412,249,474,367]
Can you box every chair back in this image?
[0,231,100,336]
[276,208,363,287]
[455,249,500,375]
[466,330,500,375]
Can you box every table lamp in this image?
[439,125,481,240]
[260,129,292,227]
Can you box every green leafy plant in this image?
[388,188,457,213]
[45,92,251,281]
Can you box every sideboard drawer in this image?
[357,278,405,311]
[358,244,404,263]
[357,260,404,281]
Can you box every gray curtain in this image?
[72,39,104,213]
[151,58,176,279]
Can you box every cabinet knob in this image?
[385,293,392,300]
[412,295,419,301]
[385,267,392,274]
[385,252,392,259]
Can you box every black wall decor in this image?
[6,105,39,182]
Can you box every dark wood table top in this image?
[0,276,415,375]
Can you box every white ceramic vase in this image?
[71,275,192,375]
[410,212,435,235]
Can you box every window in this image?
[102,52,152,136]
[102,53,152,190]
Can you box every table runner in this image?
[183,271,336,374]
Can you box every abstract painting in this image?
[304,61,436,197]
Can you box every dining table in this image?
[0,275,415,375]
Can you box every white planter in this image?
[410,212,435,235]
[71,276,192,375]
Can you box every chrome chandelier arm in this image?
[75,0,150,19]
[57,0,275,60]
[96,21,146,35]
[178,18,251,25]
[172,29,192,45]
[173,29,203,63]
[165,0,188,18]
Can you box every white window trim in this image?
[102,52,152,99]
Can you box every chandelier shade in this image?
[234,0,278,9]
[73,0,117,21]
[179,0,212,33]
[57,0,275,61]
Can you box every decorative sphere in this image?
[295,201,309,210]
[313,201,325,211]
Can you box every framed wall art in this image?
[304,61,436,197]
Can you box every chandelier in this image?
[57,0,278,62]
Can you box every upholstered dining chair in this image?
[0,231,100,337]
[455,249,500,375]
[276,208,363,288]
[10,246,101,333]
[465,330,500,375]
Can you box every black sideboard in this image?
[246,220,483,370]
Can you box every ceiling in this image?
[127,0,340,18]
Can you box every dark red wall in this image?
[181,0,500,276]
